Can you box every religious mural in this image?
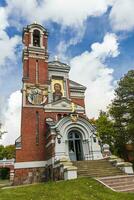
[52,79,64,101]
[27,86,48,105]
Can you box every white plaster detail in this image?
[47,116,103,161]
[15,161,47,169]
[44,98,85,113]
[64,168,77,180]
[116,162,134,174]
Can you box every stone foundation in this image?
[14,167,46,185]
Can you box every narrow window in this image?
[27,64,29,78]
[36,111,39,145]
[33,30,40,47]
[36,60,39,83]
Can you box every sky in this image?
[0,0,134,145]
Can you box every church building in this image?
[14,23,102,185]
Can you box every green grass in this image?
[0,178,134,200]
[0,179,10,187]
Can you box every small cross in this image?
[54,55,59,61]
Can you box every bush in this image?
[0,168,10,180]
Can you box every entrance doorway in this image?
[68,130,83,161]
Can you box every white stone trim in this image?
[15,161,47,169]
[14,157,56,169]
[47,157,55,165]
[44,109,84,113]
[29,27,44,48]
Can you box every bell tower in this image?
[22,22,48,84]
[15,23,49,182]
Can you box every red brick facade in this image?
[16,108,46,162]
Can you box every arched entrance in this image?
[68,130,83,161]
[0,159,14,184]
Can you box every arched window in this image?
[33,29,40,47]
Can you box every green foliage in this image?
[0,168,10,180]
[0,145,4,160]
[109,70,134,159]
[0,145,15,160]
[95,111,115,152]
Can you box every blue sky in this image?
[0,0,134,144]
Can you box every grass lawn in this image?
[0,177,134,200]
[0,179,10,187]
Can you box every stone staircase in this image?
[98,175,134,192]
[72,160,124,178]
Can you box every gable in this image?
[69,80,86,90]
[44,98,85,113]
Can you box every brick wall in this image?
[71,97,85,108]
[23,58,48,84]
[16,108,46,162]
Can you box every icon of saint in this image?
[53,83,63,101]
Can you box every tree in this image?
[109,70,134,159]
[95,111,115,152]
[0,145,15,160]
[4,145,15,159]
[0,145,4,160]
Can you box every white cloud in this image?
[5,0,111,27]
[91,33,119,59]
[0,4,21,69]
[110,0,134,31]
[56,27,86,61]
[0,30,21,66]
[0,7,9,30]
[0,91,21,145]
[41,0,111,27]
[70,33,119,118]
[0,6,21,146]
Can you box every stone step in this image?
[78,174,123,178]
[78,171,123,174]
[100,175,134,183]
[112,183,134,190]
[77,167,124,172]
[98,175,134,192]
[75,165,114,168]
[73,160,125,178]
[117,187,134,192]
[105,181,134,187]
[78,172,124,176]
[73,161,111,165]
[78,171,123,176]
[78,173,124,177]
[76,161,110,164]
